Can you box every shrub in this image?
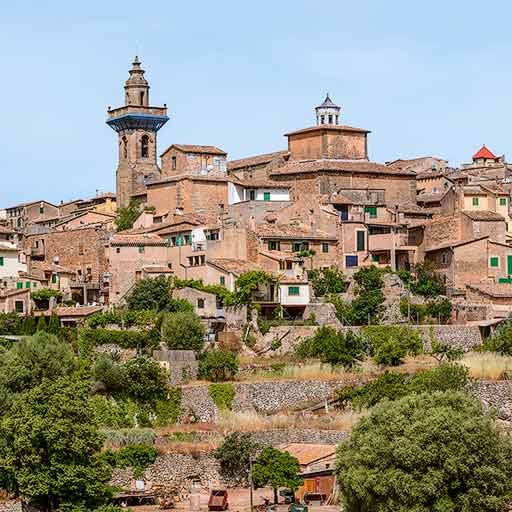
[93,355,127,393]
[103,444,158,478]
[482,315,512,355]
[160,311,206,351]
[336,363,469,411]
[209,383,235,410]
[296,326,368,369]
[307,267,347,297]
[336,391,512,512]
[123,356,168,403]
[126,275,173,311]
[89,395,131,428]
[115,198,141,232]
[22,315,37,335]
[362,325,422,366]
[199,349,239,382]
[154,386,182,425]
[47,313,60,335]
[36,315,47,333]
[31,288,63,302]
[80,328,159,350]
[407,262,444,297]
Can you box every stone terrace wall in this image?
[471,380,512,419]
[181,378,364,422]
[256,324,482,356]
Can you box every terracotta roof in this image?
[259,250,302,262]
[394,202,432,215]
[256,223,336,240]
[462,210,505,221]
[386,156,447,171]
[147,173,233,186]
[34,306,104,317]
[316,93,339,109]
[95,192,116,199]
[466,283,512,298]
[269,159,415,177]
[143,265,173,273]
[279,277,308,284]
[227,150,289,170]
[238,179,290,189]
[415,170,451,180]
[284,125,370,136]
[161,144,226,157]
[207,258,265,275]
[0,288,30,298]
[473,145,497,160]
[280,444,336,465]
[425,235,488,253]
[417,191,447,203]
[31,262,75,274]
[110,234,167,246]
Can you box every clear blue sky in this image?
[1,0,511,206]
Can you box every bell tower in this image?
[107,56,168,208]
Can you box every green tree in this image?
[307,267,347,297]
[214,432,261,486]
[0,378,112,511]
[349,266,386,325]
[199,349,239,382]
[92,355,127,394]
[336,391,512,512]
[22,315,36,335]
[47,313,60,335]
[407,262,444,297]
[233,271,278,307]
[296,326,367,369]
[252,447,303,503]
[160,311,206,351]
[123,356,168,403]
[482,315,512,355]
[363,325,422,366]
[126,275,172,311]
[36,314,47,332]
[0,332,76,405]
[115,199,141,232]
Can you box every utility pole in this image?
[249,457,254,512]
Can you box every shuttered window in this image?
[356,231,366,251]
[490,257,499,268]
[0,256,3,266]
[288,286,300,296]
[364,206,377,218]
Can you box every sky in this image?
[1,0,512,206]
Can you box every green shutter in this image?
[365,206,377,218]
[472,197,479,206]
[263,192,271,201]
[25,281,30,289]
[508,255,512,275]
[16,282,22,289]
[220,276,225,285]
[501,198,507,206]
[322,243,329,253]
[372,254,380,262]
[490,257,499,268]
[288,286,300,296]
[357,231,366,251]
[0,256,3,266]
[51,274,57,284]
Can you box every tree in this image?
[126,275,172,311]
[307,267,347,297]
[336,391,512,512]
[430,338,463,363]
[22,315,36,335]
[92,355,127,394]
[252,447,303,503]
[123,356,168,403]
[296,326,367,369]
[161,311,206,351]
[36,314,47,332]
[483,315,512,355]
[199,349,239,382]
[47,313,60,335]
[233,271,278,307]
[350,266,386,325]
[214,433,261,486]
[0,332,76,404]
[0,378,113,511]
[408,262,444,297]
[115,199,141,232]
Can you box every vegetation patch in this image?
[208,383,235,410]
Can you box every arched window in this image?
[122,136,128,159]
[140,91,145,105]
[141,135,149,158]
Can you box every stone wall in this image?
[0,501,38,512]
[470,380,512,420]
[181,378,363,422]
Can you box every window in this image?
[141,135,149,158]
[25,281,30,289]
[346,255,358,267]
[320,115,325,124]
[356,231,366,251]
[472,197,479,206]
[206,230,220,241]
[268,240,280,251]
[116,247,121,253]
[293,242,309,252]
[39,207,44,214]
[140,91,145,105]
[33,282,37,288]
[328,115,333,124]
[263,192,271,201]
[16,281,22,289]
[197,298,205,309]
[288,286,300,296]
[501,198,507,206]
[364,206,377,218]
[490,256,500,268]
[322,243,329,253]
[138,246,145,253]
[441,253,448,264]
[51,274,57,284]
[171,156,177,170]
[122,136,128,159]
[220,276,225,285]
[15,301,24,313]
[0,256,3,266]
[371,254,380,262]
[249,190,255,201]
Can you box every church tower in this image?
[107,56,168,208]
[315,93,341,125]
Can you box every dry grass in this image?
[154,439,219,454]
[462,352,512,380]
[217,409,367,433]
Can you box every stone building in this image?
[107,56,168,208]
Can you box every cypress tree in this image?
[36,315,47,333]
[48,313,60,335]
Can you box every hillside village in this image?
[2,57,512,512]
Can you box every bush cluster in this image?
[307,267,348,297]
[199,349,239,382]
[336,363,469,410]
[101,444,158,478]
[399,297,452,324]
[208,383,235,410]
